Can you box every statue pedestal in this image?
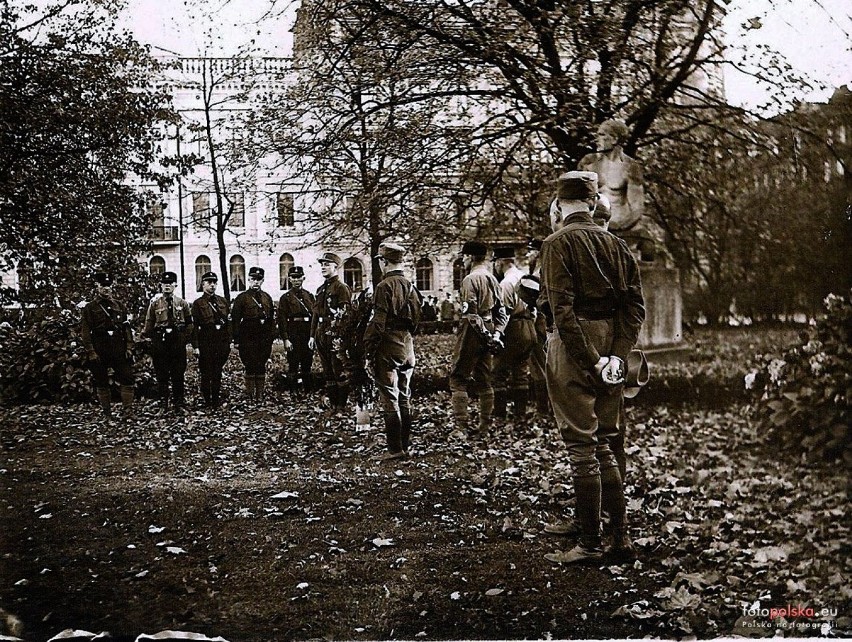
[637,263,690,362]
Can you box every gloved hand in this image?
[284,339,293,352]
[601,356,625,385]
[308,337,316,350]
[487,331,505,354]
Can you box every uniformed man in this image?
[276,265,315,394]
[191,272,231,408]
[142,271,193,411]
[363,242,422,461]
[524,238,551,418]
[449,240,509,439]
[309,252,352,414]
[492,244,537,423]
[80,271,135,417]
[539,171,645,564]
[231,266,276,401]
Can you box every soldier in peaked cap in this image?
[491,244,537,424]
[363,242,422,461]
[191,272,231,408]
[449,240,509,439]
[80,270,135,417]
[310,252,352,413]
[277,265,316,394]
[540,170,645,564]
[142,270,194,411]
[231,266,276,401]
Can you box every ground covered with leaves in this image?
[1,329,849,641]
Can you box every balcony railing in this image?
[149,226,180,242]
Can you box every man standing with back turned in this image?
[539,171,645,564]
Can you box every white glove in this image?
[284,339,293,352]
[308,337,316,350]
[601,356,625,385]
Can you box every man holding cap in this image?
[277,265,316,394]
[191,272,231,408]
[231,266,276,401]
[309,252,352,414]
[449,240,509,439]
[142,270,194,411]
[80,271,136,417]
[363,242,422,460]
[540,170,645,564]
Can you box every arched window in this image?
[279,253,294,290]
[452,257,465,291]
[150,256,166,276]
[195,255,212,292]
[343,257,364,292]
[415,257,434,292]
[230,255,246,292]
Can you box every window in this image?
[230,255,246,292]
[226,192,245,227]
[195,255,212,292]
[147,200,166,226]
[415,257,434,292]
[150,256,166,276]
[452,257,465,291]
[277,192,295,227]
[279,253,294,290]
[343,257,364,292]
[192,192,210,229]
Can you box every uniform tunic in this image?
[449,264,508,394]
[143,292,193,403]
[540,210,644,467]
[80,293,135,387]
[277,286,316,386]
[310,275,351,388]
[493,264,537,405]
[231,288,276,376]
[191,292,231,404]
[363,270,419,415]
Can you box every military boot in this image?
[96,387,112,417]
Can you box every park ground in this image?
[0,328,849,641]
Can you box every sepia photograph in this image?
[0,0,849,640]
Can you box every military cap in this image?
[527,238,543,251]
[248,266,265,279]
[623,349,650,399]
[201,271,218,282]
[289,266,305,278]
[460,240,488,257]
[161,271,178,284]
[492,245,517,260]
[374,242,405,264]
[93,271,113,286]
[318,252,342,267]
[556,171,598,200]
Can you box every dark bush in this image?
[749,291,851,464]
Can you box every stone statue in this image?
[578,119,663,262]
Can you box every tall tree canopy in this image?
[0,0,173,307]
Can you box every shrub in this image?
[0,309,92,404]
[749,292,851,464]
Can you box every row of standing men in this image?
[81,169,644,563]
